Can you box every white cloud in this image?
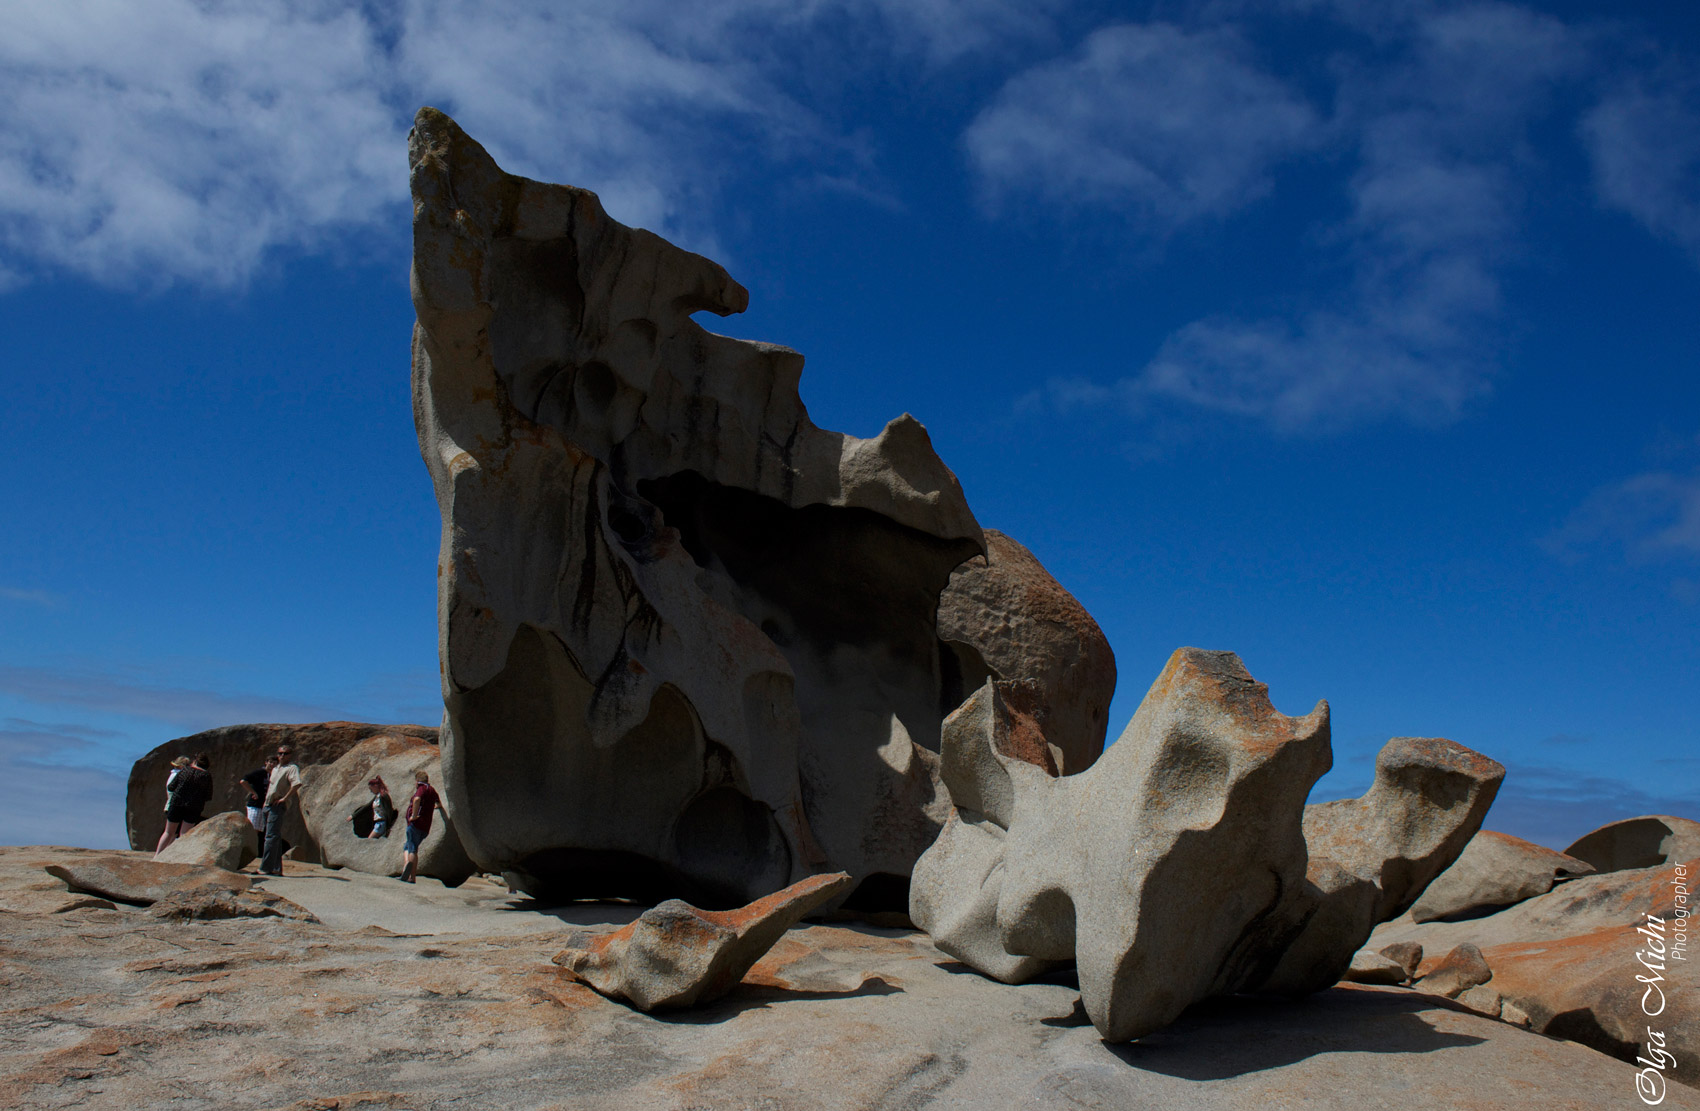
[965,23,1321,229]
[0,0,404,289]
[0,0,1058,290]
[1582,72,1700,265]
[1547,466,1700,564]
[1008,4,1585,433]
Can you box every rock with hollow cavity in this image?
[1410,830,1593,923]
[127,721,439,862]
[936,529,1116,775]
[912,648,1502,1042]
[411,107,1011,909]
[156,811,257,872]
[553,872,853,1010]
[1563,814,1700,874]
[302,735,475,886]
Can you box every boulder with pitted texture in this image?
[912,648,1503,1041]
[935,529,1116,775]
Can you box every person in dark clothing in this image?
[240,755,276,842]
[400,769,445,883]
[156,753,213,854]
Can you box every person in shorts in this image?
[400,769,444,883]
[156,756,193,854]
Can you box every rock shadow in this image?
[648,975,904,1025]
[1105,988,1488,1080]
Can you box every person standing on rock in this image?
[156,756,193,853]
[399,769,444,883]
[240,754,277,847]
[259,745,304,877]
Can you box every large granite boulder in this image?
[303,734,476,886]
[127,722,438,860]
[1410,829,1593,923]
[412,108,1106,909]
[912,648,1502,1042]
[936,529,1116,776]
[1563,814,1700,874]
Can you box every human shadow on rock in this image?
[1106,989,1488,1080]
[649,975,905,1025]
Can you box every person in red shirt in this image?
[400,769,445,884]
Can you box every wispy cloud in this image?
[0,664,349,732]
[965,23,1321,230]
[990,3,1597,434]
[1486,758,1700,851]
[0,587,58,606]
[0,0,1055,291]
[1546,456,1700,571]
[1582,63,1700,265]
[0,721,128,848]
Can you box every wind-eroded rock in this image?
[412,108,1094,910]
[553,872,853,1010]
[912,648,1502,1042]
[1411,830,1593,923]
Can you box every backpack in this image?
[178,766,213,811]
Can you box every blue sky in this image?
[3,0,1697,851]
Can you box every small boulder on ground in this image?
[1410,829,1593,923]
[1417,942,1493,999]
[1378,941,1423,980]
[554,872,853,1011]
[156,811,257,872]
[1342,949,1408,985]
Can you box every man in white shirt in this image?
[259,745,305,876]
